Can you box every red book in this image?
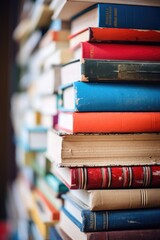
[57,112,160,133]
[53,165,160,190]
[76,42,160,61]
[69,27,160,49]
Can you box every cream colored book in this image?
[46,129,160,167]
[69,188,160,210]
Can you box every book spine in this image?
[81,59,160,81]
[74,82,160,112]
[72,112,160,133]
[88,27,160,43]
[81,42,160,61]
[70,166,160,189]
[90,189,160,210]
[98,4,160,30]
[64,207,160,232]
[87,229,160,240]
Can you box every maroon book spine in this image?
[87,229,160,240]
[70,166,160,189]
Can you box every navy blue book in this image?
[62,194,160,232]
[71,3,160,37]
[58,82,160,112]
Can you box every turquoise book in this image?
[58,82,160,112]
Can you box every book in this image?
[49,225,72,240]
[32,189,60,221]
[36,177,63,209]
[61,59,160,85]
[57,112,160,133]
[18,126,48,152]
[69,27,160,49]
[69,188,160,210]
[71,3,160,36]
[61,193,160,231]
[50,0,160,20]
[60,211,160,240]
[79,42,160,60]
[45,173,69,194]
[49,19,71,31]
[41,113,58,128]
[52,165,160,190]
[46,129,160,167]
[33,188,60,221]
[39,29,70,48]
[59,82,160,112]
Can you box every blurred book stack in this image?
[11,0,160,239]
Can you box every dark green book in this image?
[61,59,160,84]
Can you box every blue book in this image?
[72,3,160,30]
[59,82,160,112]
[45,173,69,194]
[62,194,160,232]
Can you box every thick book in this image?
[61,193,160,231]
[52,165,160,190]
[69,27,160,49]
[60,212,160,240]
[59,82,160,112]
[69,188,160,210]
[50,0,160,20]
[71,3,160,35]
[46,129,160,167]
[61,59,160,85]
[57,112,160,133]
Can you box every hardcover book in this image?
[69,188,160,210]
[52,165,160,190]
[59,82,160,112]
[57,112,160,133]
[50,0,160,20]
[61,193,160,231]
[60,211,160,240]
[69,27,160,49]
[46,129,160,167]
[71,3,160,35]
[61,59,160,85]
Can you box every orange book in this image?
[40,29,70,47]
[57,112,160,133]
[69,27,160,49]
[34,188,60,221]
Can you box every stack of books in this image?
[45,1,160,239]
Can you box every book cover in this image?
[59,82,160,112]
[69,188,160,210]
[60,211,160,240]
[69,27,160,49]
[80,42,160,61]
[71,3,160,35]
[53,165,160,189]
[62,193,160,231]
[45,173,69,194]
[57,112,160,133]
[61,59,160,85]
[51,0,160,20]
[46,129,160,167]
